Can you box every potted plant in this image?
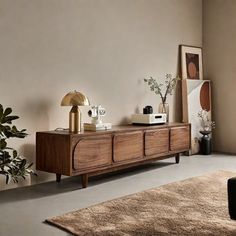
[0,104,35,184]
[198,109,215,155]
[144,74,179,122]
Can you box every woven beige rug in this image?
[46,170,236,235]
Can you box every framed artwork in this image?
[181,45,203,80]
[182,79,211,154]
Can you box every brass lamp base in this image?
[69,106,81,133]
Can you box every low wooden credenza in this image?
[36,123,190,188]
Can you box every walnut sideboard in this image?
[36,123,190,188]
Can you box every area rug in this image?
[46,170,236,235]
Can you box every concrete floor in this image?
[0,153,236,236]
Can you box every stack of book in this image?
[83,123,112,131]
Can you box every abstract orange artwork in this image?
[182,80,212,154]
[181,45,203,80]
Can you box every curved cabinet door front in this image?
[113,131,143,163]
[145,128,169,156]
[73,135,112,171]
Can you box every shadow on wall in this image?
[19,143,40,184]
[119,116,131,125]
[0,99,53,190]
[15,99,53,188]
[21,98,52,131]
[20,98,52,164]
[20,144,35,164]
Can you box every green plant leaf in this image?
[0,151,11,162]
[0,104,35,184]
[27,162,33,168]
[6,175,9,184]
[19,159,26,169]
[0,105,3,120]
[13,150,17,158]
[4,108,12,116]
[2,115,19,124]
[4,126,28,139]
[0,139,7,149]
[6,174,10,184]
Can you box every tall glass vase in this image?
[158,102,169,123]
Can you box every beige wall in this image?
[0,0,202,189]
[203,0,236,153]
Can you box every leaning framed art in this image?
[182,79,212,154]
[180,45,203,80]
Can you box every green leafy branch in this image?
[0,104,36,184]
[144,74,180,104]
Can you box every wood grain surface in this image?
[145,128,169,156]
[36,133,71,175]
[73,135,112,171]
[36,123,190,187]
[170,126,190,151]
[113,131,143,162]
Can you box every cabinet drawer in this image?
[145,129,169,156]
[170,126,190,151]
[73,135,112,171]
[113,131,143,162]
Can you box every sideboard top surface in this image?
[37,122,190,137]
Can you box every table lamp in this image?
[61,90,90,132]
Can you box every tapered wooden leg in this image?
[81,174,88,188]
[175,153,180,164]
[56,174,61,183]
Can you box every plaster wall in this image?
[203,0,236,153]
[0,0,202,189]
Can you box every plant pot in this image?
[199,130,212,155]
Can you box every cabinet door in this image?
[145,128,169,156]
[73,135,112,171]
[170,126,190,151]
[113,131,143,162]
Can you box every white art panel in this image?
[182,79,211,154]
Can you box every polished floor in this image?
[0,153,236,236]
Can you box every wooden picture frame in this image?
[181,45,203,80]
